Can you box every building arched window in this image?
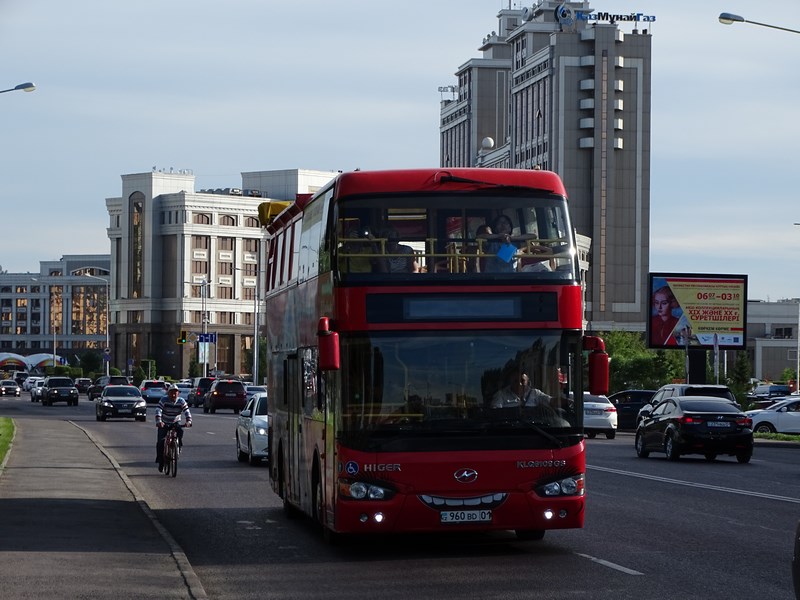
[129,192,144,299]
[220,215,236,226]
[245,216,260,228]
[193,213,211,225]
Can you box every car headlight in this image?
[102,401,113,407]
[338,479,395,501]
[536,474,585,497]
[135,400,146,407]
[255,426,268,436]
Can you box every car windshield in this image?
[105,387,141,397]
[685,387,735,401]
[144,381,166,389]
[48,379,73,387]
[1,380,15,385]
[680,400,740,413]
[254,397,268,415]
[247,386,267,394]
[584,394,610,405]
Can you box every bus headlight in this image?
[536,474,585,497]
[338,479,395,501]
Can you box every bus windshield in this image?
[336,330,582,449]
[334,192,576,279]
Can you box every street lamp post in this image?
[0,82,36,95]
[86,275,110,376]
[719,12,800,35]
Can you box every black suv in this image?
[41,377,79,406]
[191,377,216,408]
[88,375,130,401]
[74,377,93,394]
[637,384,738,425]
[203,379,247,414]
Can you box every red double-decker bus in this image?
[259,168,608,541]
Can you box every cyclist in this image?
[155,383,192,472]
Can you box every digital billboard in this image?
[647,273,747,350]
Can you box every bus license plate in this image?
[440,509,492,524]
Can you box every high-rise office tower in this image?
[440,1,653,330]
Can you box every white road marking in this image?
[574,553,644,576]
[588,464,800,504]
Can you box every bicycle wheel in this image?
[163,438,173,476]
[170,441,178,478]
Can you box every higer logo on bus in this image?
[363,463,402,473]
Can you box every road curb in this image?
[70,420,209,600]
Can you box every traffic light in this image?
[177,330,187,344]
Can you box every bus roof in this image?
[335,168,567,198]
[261,168,568,231]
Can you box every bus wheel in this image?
[515,529,545,541]
[312,464,323,526]
[279,452,298,519]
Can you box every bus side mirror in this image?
[318,317,340,371]
[584,335,609,396]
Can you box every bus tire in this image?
[279,449,298,519]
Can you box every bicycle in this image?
[162,422,184,477]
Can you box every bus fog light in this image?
[544,509,554,520]
[359,514,368,523]
[559,509,567,518]
[373,512,384,523]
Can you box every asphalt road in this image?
[2,396,798,599]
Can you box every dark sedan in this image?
[0,379,21,397]
[634,396,753,463]
[609,389,655,430]
[95,385,147,421]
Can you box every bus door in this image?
[285,354,303,505]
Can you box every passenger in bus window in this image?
[483,215,518,273]
[340,227,378,273]
[466,224,492,273]
[381,228,419,273]
[490,373,551,408]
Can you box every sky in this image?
[1,0,798,301]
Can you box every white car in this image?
[175,382,193,403]
[23,376,43,392]
[745,398,800,434]
[245,385,267,404]
[30,379,46,402]
[236,395,269,465]
[583,393,618,439]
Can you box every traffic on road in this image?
[0,394,798,600]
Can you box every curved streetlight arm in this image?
[0,82,36,94]
[719,12,800,34]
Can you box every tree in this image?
[728,350,753,406]
[599,330,688,392]
[80,350,102,376]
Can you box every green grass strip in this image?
[0,417,14,468]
